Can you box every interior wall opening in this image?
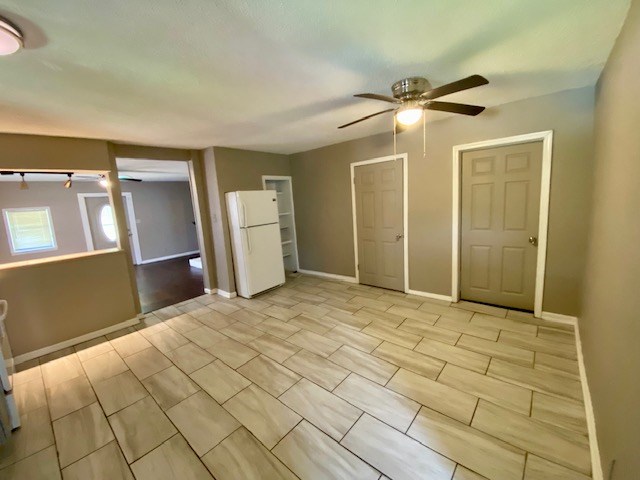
[114,158,205,313]
[0,170,118,267]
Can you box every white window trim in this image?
[3,206,58,256]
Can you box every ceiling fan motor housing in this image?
[391,77,432,100]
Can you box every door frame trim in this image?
[77,192,143,265]
[452,130,553,317]
[350,153,409,291]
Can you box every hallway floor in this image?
[0,274,591,479]
[134,255,204,313]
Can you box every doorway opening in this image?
[452,131,553,318]
[350,154,408,292]
[114,158,204,313]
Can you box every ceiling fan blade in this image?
[354,93,401,104]
[338,108,397,129]
[424,101,485,116]
[421,75,488,100]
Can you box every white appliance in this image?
[226,191,286,298]
[0,300,20,444]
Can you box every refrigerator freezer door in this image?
[235,191,279,227]
[238,223,285,297]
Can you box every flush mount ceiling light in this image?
[0,16,23,56]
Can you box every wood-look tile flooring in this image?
[135,255,204,313]
[1,274,592,480]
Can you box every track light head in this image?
[64,173,73,189]
[19,172,28,190]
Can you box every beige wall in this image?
[580,1,639,477]
[0,134,138,356]
[203,147,290,293]
[0,251,137,356]
[0,133,110,171]
[290,87,595,315]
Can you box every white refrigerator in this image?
[226,190,286,298]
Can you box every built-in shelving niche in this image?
[263,176,299,272]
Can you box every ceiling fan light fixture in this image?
[396,105,423,126]
[0,17,23,56]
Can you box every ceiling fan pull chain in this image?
[423,110,427,158]
[393,117,397,160]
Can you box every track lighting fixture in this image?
[19,172,28,190]
[98,175,109,188]
[64,173,73,189]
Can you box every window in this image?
[3,207,57,255]
[99,204,117,242]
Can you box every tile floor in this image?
[0,273,592,480]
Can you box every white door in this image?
[240,223,285,296]
[79,194,142,265]
[235,191,279,227]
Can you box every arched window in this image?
[99,204,117,241]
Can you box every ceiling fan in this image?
[338,75,489,129]
[72,174,142,188]
[73,174,143,182]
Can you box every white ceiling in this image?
[116,158,189,182]
[0,1,630,154]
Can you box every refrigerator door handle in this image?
[0,300,6,336]
[246,228,252,253]
[240,201,247,228]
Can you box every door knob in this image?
[395,234,404,241]
[529,236,538,246]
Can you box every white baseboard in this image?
[139,250,200,265]
[537,312,602,479]
[540,311,578,325]
[13,316,141,365]
[297,269,357,283]
[217,290,237,299]
[406,289,453,302]
[574,320,603,480]
[204,288,217,294]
